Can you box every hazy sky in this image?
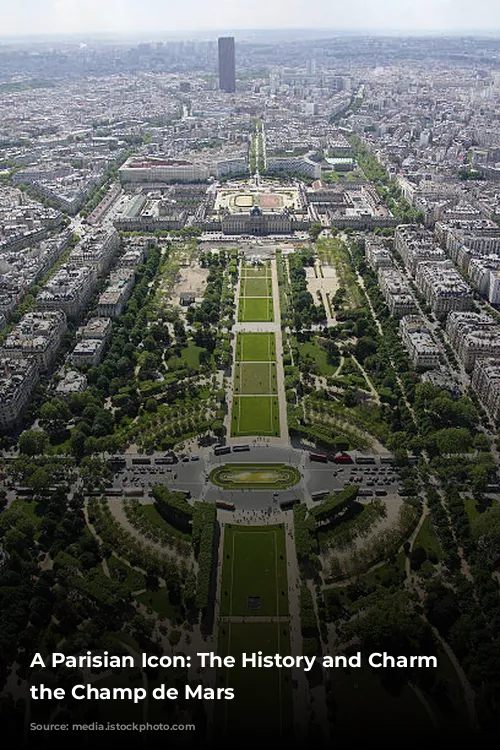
[0,0,499,37]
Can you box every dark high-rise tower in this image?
[218,37,236,93]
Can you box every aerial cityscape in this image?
[1,7,500,748]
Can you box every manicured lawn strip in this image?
[236,332,276,362]
[220,524,289,617]
[216,622,293,742]
[210,463,301,490]
[238,295,274,322]
[243,277,273,297]
[234,361,277,394]
[241,264,271,278]
[231,395,280,436]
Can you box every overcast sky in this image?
[0,0,499,37]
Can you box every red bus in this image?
[333,453,354,464]
[309,453,328,463]
[216,501,235,510]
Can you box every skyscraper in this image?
[218,37,236,93]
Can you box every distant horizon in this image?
[1,27,500,44]
[1,0,500,40]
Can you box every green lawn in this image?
[231,395,280,436]
[463,497,481,523]
[134,588,183,622]
[234,361,277,394]
[216,622,293,742]
[414,516,442,561]
[167,342,204,370]
[236,332,276,362]
[10,498,43,525]
[241,264,271,278]
[238,295,274,322]
[298,338,338,376]
[220,524,289,617]
[242,276,272,297]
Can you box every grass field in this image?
[134,588,183,622]
[238,295,274,322]
[231,395,280,436]
[236,332,276,362]
[242,276,273,297]
[234,361,277,394]
[210,463,301,490]
[298,338,339,376]
[463,497,481,523]
[241,264,271,278]
[414,516,442,561]
[216,622,293,742]
[166,342,204,370]
[220,524,288,616]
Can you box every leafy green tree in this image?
[19,430,49,457]
[472,503,500,566]
[308,222,323,240]
[28,467,51,494]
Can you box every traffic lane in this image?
[204,487,299,511]
[205,445,303,468]
[306,465,401,493]
[111,462,205,491]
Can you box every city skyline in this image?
[1,0,500,37]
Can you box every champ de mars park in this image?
[4,171,490,746]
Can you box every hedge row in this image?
[152,486,193,533]
[312,486,359,524]
[193,502,217,611]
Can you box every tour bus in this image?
[333,452,354,464]
[280,498,300,510]
[358,489,374,497]
[124,488,144,497]
[232,444,250,453]
[14,487,34,497]
[155,456,176,465]
[380,455,395,464]
[311,490,329,501]
[104,488,122,496]
[355,455,376,465]
[131,457,151,465]
[214,445,231,456]
[216,500,235,511]
[109,455,126,468]
[375,489,388,496]
[309,452,328,463]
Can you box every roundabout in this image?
[209,463,301,490]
